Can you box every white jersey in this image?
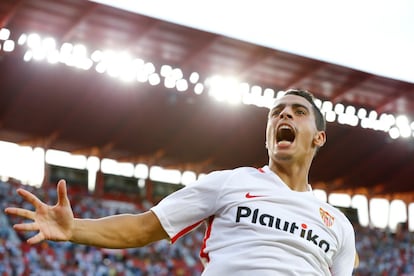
[151,166,356,275]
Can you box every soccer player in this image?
[5,89,357,275]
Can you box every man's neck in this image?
[269,160,311,192]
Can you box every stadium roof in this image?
[0,0,414,200]
[92,0,414,84]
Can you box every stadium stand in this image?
[1,1,413,274]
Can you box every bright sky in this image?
[90,0,414,84]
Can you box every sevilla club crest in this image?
[320,207,335,227]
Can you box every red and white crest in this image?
[319,207,335,227]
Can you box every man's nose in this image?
[279,108,293,119]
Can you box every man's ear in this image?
[313,131,326,148]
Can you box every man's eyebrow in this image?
[292,103,310,111]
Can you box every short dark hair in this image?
[283,88,326,132]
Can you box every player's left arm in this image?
[354,251,359,268]
[330,222,357,275]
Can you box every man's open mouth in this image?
[276,125,296,144]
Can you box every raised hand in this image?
[4,179,74,244]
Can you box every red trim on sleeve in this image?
[258,167,265,173]
[171,220,204,244]
[199,215,215,263]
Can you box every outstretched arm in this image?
[70,210,168,248]
[5,179,169,248]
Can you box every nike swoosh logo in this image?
[245,192,265,198]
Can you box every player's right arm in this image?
[70,210,168,248]
[4,179,168,249]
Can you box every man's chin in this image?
[272,152,294,162]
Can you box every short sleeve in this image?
[151,170,229,241]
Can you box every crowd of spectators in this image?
[1,180,414,275]
[354,223,414,276]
